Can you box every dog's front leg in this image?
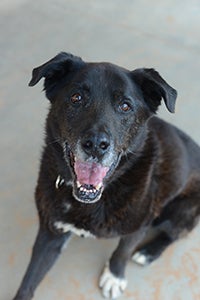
[13,226,71,300]
[99,229,147,299]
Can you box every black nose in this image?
[81,131,110,158]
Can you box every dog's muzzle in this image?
[62,149,119,204]
[62,133,120,203]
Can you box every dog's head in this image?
[29,52,177,204]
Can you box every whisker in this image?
[46,138,61,146]
[124,149,143,156]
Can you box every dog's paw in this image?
[132,250,154,266]
[132,251,148,265]
[99,262,127,299]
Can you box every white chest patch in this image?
[54,221,95,238]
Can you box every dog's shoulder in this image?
[149,116,200,156]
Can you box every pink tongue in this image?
[74,160,109,187]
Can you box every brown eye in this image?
[71,93,82,104]
[119,102,131,112]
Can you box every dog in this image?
[13,52,200,300]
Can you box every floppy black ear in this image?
[131,68,177,113]
[29,52,84,101]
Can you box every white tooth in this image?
[96,183,102,190]
[77,181,81,188]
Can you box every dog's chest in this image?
[54,221,96,238]
[53,201,117,238]
[53,185,140,238]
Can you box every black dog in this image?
[13,52,200,300]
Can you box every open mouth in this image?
[70,153,109,203]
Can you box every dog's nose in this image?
[81,131,110,158]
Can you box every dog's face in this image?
[29,52,177,204]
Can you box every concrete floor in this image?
[1,1,200,299]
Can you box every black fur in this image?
[13,52,200,300]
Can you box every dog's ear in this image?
[131,68,177,113]
[29,52,84,101]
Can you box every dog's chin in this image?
[72,183,103,204]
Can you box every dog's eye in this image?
[71,93,82,104]
[119,102,131,112]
